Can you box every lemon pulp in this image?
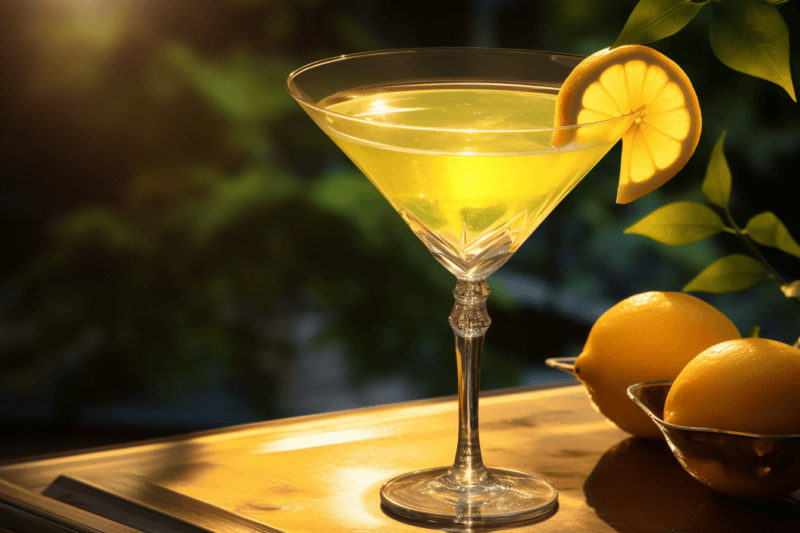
[555,45,701,203]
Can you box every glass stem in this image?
[444,279,495,488]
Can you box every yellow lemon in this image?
[664,338,800,435]
[575,292,740,440]
[554,45,702,203]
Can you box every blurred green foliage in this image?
[0,0,798,430]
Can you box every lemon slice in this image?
[554,45,702,204]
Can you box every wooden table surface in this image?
[1,382,798,532]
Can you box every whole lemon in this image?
[664,338,800,435]
[575,291,740,440]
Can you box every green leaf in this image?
[54,207,151,255]
[701,131,732,210]
[683,254,773,293]
[709,0,796,101]
[613,0,708,47]
[744,212,800,258]
[747,325,761,337]
[165,44,296,122]
[188,165,299,242]
[624,201,725,245]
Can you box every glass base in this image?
[380,466,558,526]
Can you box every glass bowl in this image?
[627,381,800,498]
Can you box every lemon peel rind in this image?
[664,338,800,436]
[575,291,739,441]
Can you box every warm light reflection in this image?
[353,97,424,119]
[330,466,389,526]
[368,98,389,114]
[67,16,124,45]
[42,0,133,46]
[553,421,615,435]
[255,427,389,454]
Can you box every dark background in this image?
[1,0,799,460]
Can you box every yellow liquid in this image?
[319,84,616,252]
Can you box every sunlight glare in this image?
[54,0,130,45]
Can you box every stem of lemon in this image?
[724,207,800,310]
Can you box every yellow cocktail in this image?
[320,84,617,259]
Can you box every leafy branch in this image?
[613,0,796,101]
[624,131,800,305]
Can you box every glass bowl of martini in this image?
[287,48,638,526]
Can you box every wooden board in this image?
[1,383,798,532]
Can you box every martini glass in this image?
[287,48,637,526]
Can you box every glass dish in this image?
[628,381,800,498]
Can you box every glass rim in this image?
[286,47,639,134]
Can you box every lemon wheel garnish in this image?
[554,45,702,204]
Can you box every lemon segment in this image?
[554,45,701,204]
